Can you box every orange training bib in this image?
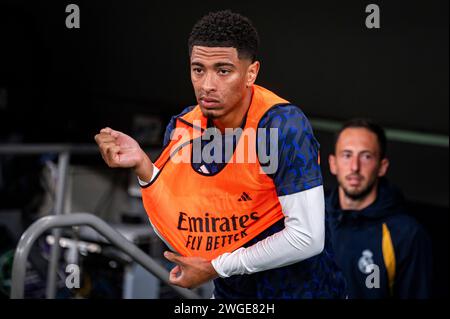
[141,85,289,260]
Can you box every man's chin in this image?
[344,188,363,198]
[200,108,221,120]
[343,184,372,200]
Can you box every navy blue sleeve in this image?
[257,104,323,196]
[394,222,433,298]
[162,105,196,147]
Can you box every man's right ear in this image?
[328,154,337,175]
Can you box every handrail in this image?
[10,213,201,299]
[1,143,162,298]
[0,143,162,155]
[0,144,99,154]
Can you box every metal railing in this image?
[10,213,201,299]
[0,144,90,298]
[1,143,162,298]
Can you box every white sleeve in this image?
[137,163,160,186]
[211,185,325,277]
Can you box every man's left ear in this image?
[247,61,260,87]
[378,158,389,177]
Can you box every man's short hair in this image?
[188,10,259,62]
[333,118,387,159]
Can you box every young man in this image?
[95,10,346,298]
[327,119,432,298]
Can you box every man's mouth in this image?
[346,175,363,186]
[200,97,220,108]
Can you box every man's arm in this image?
[212,185,325,277]
[394,224,432,298]
[137,164,159,185]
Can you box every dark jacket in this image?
[326,178,432,298]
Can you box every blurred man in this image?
[95,10,346,298]
[327,119,432,298]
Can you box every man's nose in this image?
[350,156,360,172]
[201,72,216,93]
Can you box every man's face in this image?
[329,128,389,200]
[190,46,258,120]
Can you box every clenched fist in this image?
[94,127,153,182]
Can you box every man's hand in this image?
[94,127,153,182]
[164,251,219,289]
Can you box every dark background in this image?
[0,0,448,297]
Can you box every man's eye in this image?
[218,69,230,75]
[193,68,203,74]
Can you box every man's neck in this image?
[212,88,253,133]
[338,185,378,211]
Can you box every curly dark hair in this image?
[188,10,259,62]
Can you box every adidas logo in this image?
[238,192,252,202]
